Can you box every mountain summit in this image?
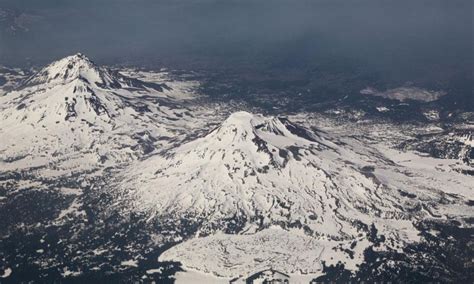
[119,112,420,238]
[116,111,472,277]
[1,53,173,124]
[24,53,115,87]
[0,54,193,172]
[23,53,168,91]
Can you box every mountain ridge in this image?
[0,54,198,174]
[116,110,472,277]
[119,112,428,237]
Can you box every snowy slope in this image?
[0,54,200,175]
[21,53,168,91]
[121,112,395,237]
[117,111,472,277]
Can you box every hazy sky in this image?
[0,1,470,62]
[0,0,472,99]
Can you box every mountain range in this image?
[0,54,472,283]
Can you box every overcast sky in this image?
[0,0,472,97]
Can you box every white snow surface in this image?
[120,259,139,267]
[118,110,472,277]
[0,268,12,278]
[0,53,209,175]
[160,226,366,277]
[24,53,115,87]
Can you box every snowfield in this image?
[160,226,371,277]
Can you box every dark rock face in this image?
[87,93,109,117]
[131,131,158,155]
[117,74,171,92]
[64,97,77,121]
[278,117,319,142]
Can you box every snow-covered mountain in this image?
[21,53,168,91]
[0,54,200,174]
[116,111,472,277]
[121,112,396,235]
[1,54,472,283]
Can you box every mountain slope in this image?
[121,112,389,236]
[0,54,197,174]
[115,111,472,277]
[120,111,472,233]
[22,53,168,91]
